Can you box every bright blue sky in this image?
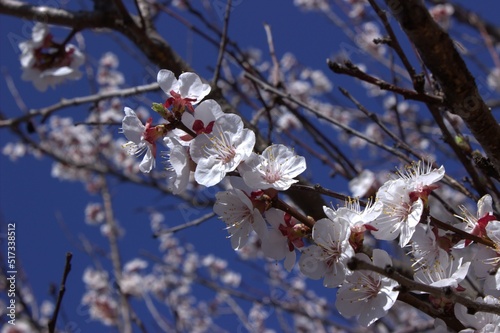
[1,1,499,332]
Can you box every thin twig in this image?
[47,252,73,333]
[244,71,421,163]
[212,0,232,86]
[290,183,368,206]
[100,176,132,333]
[367,0,417,79]
[328,60,443,104]
[154,212,216,236]
[0,82,161,128]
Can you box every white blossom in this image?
[158,69,211,113]
[213,188,267,250]
[239,144,306,191]
[190,114,255,187]
[299,211,354,287]
[19,23,84,91]
[370,179,423,247]
[335,249,399,327]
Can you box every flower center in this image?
[209,131,236,164]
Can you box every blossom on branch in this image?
[213,187,267,250]
[19,23,84,91]
[239,144,307,191]
[158,69,211,114]
[299,210,354,287]
[370,161,444,247]
[190,114,255,187]
[170,99,225,144]
[335,249,399,327]
[121,107,168,173]
[370,178,424,247]
[261,208,307,271]
[456,194,499,246]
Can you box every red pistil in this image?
[278,213,305,251]
[164,90,197,116]
[192,119,215,135]
[465,212,498,246]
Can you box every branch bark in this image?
[385,0,500,178]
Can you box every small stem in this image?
[212,0,232,86]
[271,196,315,229]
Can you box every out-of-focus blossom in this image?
[97,52,124,90]
[85,202,105,225]
[429,4,454,29]
[81,291,119,326]
[1,319,34,333]
[356,22,386,56]
[455,296,500,332]
[294,0,329,11]
[19,23,84,91]
[83,267,110,292]
[348,169,377,198]
[487,68,500,93]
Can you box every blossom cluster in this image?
[119,69,500,330]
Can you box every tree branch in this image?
[384,0,500,177]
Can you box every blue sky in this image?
[1,1,499,332]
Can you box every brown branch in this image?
[0,0,111,29]
[272,196,315,229]
[384,0,500,177]
[154,212,216,236]
[429,216,495,248]
[100,176,132,333]
[327,60,443,104]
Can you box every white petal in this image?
[122,108,144,143]
[177,72,211,103]
[139,147,155,173]
[157,69,177,96]
[194,156,225,187]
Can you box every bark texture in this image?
[385,0,500,176]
